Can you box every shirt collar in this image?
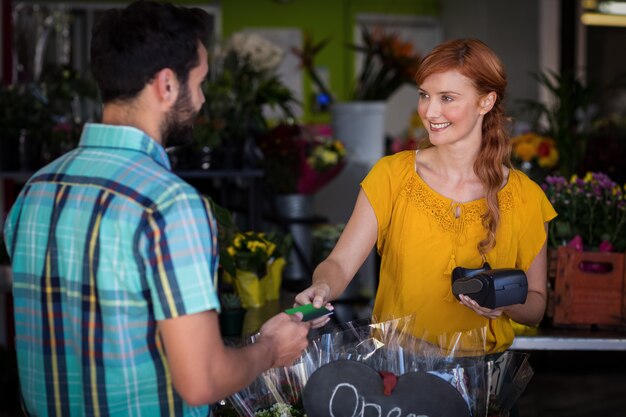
[78,123,171,170]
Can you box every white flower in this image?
[228,32,284,71]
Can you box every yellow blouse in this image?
[361,151,557,353]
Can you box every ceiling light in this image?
[581,11,626,26]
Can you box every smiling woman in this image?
[294,38,557,371]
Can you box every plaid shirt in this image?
[4,124,220,417]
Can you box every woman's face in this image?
[417,69,491,147]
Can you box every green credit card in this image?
[285,304,333,321]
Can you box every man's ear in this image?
[479,92,497,114]
[154,68,178,105]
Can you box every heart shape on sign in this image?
[303,360,470,417]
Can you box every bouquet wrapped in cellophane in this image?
[217,316,533,417]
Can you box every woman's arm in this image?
[459,223,549,326]
[295,189,378,309]
[503,222,549,325]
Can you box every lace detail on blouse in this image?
[401,175,514,231]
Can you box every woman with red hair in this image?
[296,39,556,354]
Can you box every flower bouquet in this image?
[542,171,626,251]
[257,123,346,195]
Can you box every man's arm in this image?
[159,309,309,406]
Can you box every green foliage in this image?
[266,231,292,260]
[204,195,238,277]
[349,26,421,101]
[293,26,421,102]
[195,42,299,151]
[254,403,306,417]
[517,70,598,177]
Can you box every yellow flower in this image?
[233,233,244,248]
[267,242,277,256]
[333,140,345,154]
[227,246,236,257]
[513,142,536,162]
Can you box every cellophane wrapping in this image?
[223,316,532,417]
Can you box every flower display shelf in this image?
[552,246,626,328]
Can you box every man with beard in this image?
[3,2,310,416]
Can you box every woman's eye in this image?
[442,95,453,102]
[418,92,429,99]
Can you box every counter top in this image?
[511,327,626,351]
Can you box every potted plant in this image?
[293,27,422,104]
[257,123,346,196]
[218,292,246,338]
[517,70,598,178]
[191,32,298,170]
[221,231,278,308]
[542,171,626,326]
[257,123,345,284]
[294,27,421,159]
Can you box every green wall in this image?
[220,0,439,121]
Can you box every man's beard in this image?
[162,82,198,149]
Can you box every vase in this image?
[313,102,387,299]
[330,101,388,166]
[263,257,286,301]
[219,308,246,338]
[226,269,266,308]
[274,194,315,286]
[316,101,387,224]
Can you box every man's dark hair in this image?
[90,1,211,103]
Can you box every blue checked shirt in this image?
[4,124,220,417]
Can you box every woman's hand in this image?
[458,294,504,319]
[294,283,334,328]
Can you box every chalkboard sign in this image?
[302,360,470,417]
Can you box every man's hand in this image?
[257,312,311,368]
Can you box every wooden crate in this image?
[552,247,626,327]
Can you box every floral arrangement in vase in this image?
[224,231,277,278]
[257,123,346,195]
[542,171,626,251]
[292,26,421,103]
[192,32,298,169]
[221,230,293,308]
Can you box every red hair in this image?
[415,38,512,255]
